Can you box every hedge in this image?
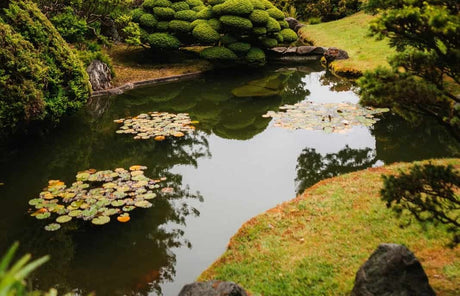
[192,23,220,43]
[280,28,298,43]
[213,0,254,16]
[169,20,192,33]
[220,15,253,31]
[175,9,197,21]
[139,13,158,28]
[147,32,181,49]
[246,46,266,63]
[200,46,238,60]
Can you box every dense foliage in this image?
[271,0,362,22]
[381,163,460,244]
[358,0,460,136]
[0,1,91,135]
[134,0,299,64]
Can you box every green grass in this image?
[200,159,460,296]
[299,11,393,76]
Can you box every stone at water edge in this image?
[285,17,305,32]
[351,243,436,296]
[178,280,248,296]
[87,60,112,91]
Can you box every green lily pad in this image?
[134,200,153,208]
[122,205,135,212]
[91,216,110,225]
[141,193,157,200]
[36,212,51,220]
[111,200,125,207]
[44,223,61,231]
[56,215,72,223]
[29,198,43,206]
[68,210,82,217]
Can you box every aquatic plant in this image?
[28,166,167,231]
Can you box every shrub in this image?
[196,6,213,19]
[191,19,207,28]
[266,16,280,32]
[280,28,297,43]
[220,34,238,45]
[131,8,145,22]
[220,15,253,31]
[207,18,221,31]
[249,9,269,25]
[139,13,158,27]
[192,23,220,43]
[213,0,254,16]
[157,21,170,31]
[169,19,192,33]
[278,19,289,29]
[208,0,225,5]
[200,46,238,60]
[273,32,283,42]
[260,37,277,48]
[153,7,176,19]
[253,26,267,35]
[147,32,181,49]
[267,7,284,20]
[250,0,266,10]
[171,1,190,11]
[186,0,203,7]
[50,7,88,43]
[192,5,206,12]
[175,9,197,21]
[228,42,251,53]
[246,46,266,63]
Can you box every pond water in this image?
[0,62,458,296]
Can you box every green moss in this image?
[139,13,158,28]
[246,47,266,64]
[153,7,176,19]
[156,21,170,31]
[175,9,197,21]
[267,7,284,20]
[260,37,277,48]
[266,17,281,32]
[249,9,269,25]
[280,28,298,43]
[147,32,181,49]
[171,1,190,11]
[253,26,267,35]
[196,7,213,19]
[169,20,192,33]
[220,15,253,31]
[228,42,251,53]
[192,23,220,43]
[213,0,254,16]
[200,46,238,61]
[207,18,222,31]
[142,0,156,10]
[131,8,145,22]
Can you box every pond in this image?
[0,62,458,296]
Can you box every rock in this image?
[324,47,349,63]
[351,243,436,296]
[87,60,112,91]
[285,17,305,32]
[296,46,327,55]
[178,280,248,296]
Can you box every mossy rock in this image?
[192,23,220,43]
[246,47,266,64]
[267,7,284,20]
[196,7,213,19]
[220,15,253,31]
[169,20,192,33]
[153,7,176,19]
[280,28,298,43]
[207,18,222,31]
[200,46,238,61]
[266,17,281,32]
[142,0,156,10]
[147,33,181,49]
[171,1,190,11]
[213,0,254,16]
[228,42,251,53]
[249,9,269,25]
[139,13,158,28]
[131,8,145,22]
[253,26,267,35]
[175,9,197,21]
[260,37,277,48]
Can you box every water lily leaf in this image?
[69,210,82,217]
[134,200,152,208]
[122,205,135,212]
[91,216,110,225]
[36,212,51,220]
[29,198,43,206]
[117,214,130,223]
[103,208,119,216]
[111,200,125,207]
[76,173,90,181]
[31,208,47,217]
[45,223,61,231]
[56,215,72,223]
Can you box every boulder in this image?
[351,243,436,296]
[87,59,112,91]
[178,280,248,296]
[324,47,349,63]
[285,17,305,32]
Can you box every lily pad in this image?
[36,212,51,220]
[44,223,61,231]
[91,216,110,225]
[56,215,72,223]
[134,200,153,208]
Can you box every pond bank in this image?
[199,159,460,296]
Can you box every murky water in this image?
[0,63,458,296]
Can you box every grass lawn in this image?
[200,159,460,296]
[299,12,394,77]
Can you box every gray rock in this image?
[351,243,436,296]
[285,17,305,32]
[324,47,349,62]
[87,59,112,91]
[296,46,327,55]
[178,281,248,296]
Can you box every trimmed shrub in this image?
[147,32,181,49]
[196,7,213,19]
[267,7,284,20]
[266,17,280,32]
[157,21,170,31]
[260,0,274,9]
[200,46,238,60]
[278,19,289,29]
[274,32,283,43]
[220,34,238,45]
[207,18,222,31]
[208,0,225,4]
[175,9,197,21]
[250,0,265,10]
[213,0,254,16]
[253,26,267,35]
[246,46,266,63]
[220,15,253,31]
[153,7,176,19]
[151,0,172,7]
[169,20,192,33]
[192,23,220,43]
[260,37,277,48]
[228,42,251,53]
[139,13,158,28]
[131,8,145,22]
[192,5,206,12]
[249,9,269,25]
[191,19,207,28]
[171,1,190,11]
[280,28,298,43]
[186,0,203,7]
[142,0,156,10]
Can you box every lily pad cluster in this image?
[114,112,196,140]
[263,102,390,133]
[28,166,166,231]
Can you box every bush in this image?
[151,0,172,7]
[280,28,297,43]
[156,21,170,31]
[191,19,207,28]
[220,34,238,45]
[186,0,203,7]
[250,0,266,10]
[220,15,253,31]
[267,7,284,20]
[246,46,266,63]
[207,18,222,31]
[147,32,181,49]
[228,42,251,53]
[169,20,192,33]
[266,16,281,32]
[171,1,190,11]
[192,23,220,43]
[139,13,158,28]
[131,8,145,22]
[153,7,176,19]
[260,37,277,48]
[213,0,254,16]
[200,46,238,60]
[196,6,213,19]
[50,7,88,43]
[249,9,269,25]
[278,19,289,29]
[175,9,197,21]
[253,26,267,35]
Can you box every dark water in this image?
[0,63,458,296]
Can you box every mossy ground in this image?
[299,12,393,77]
[200,159,460,296]
[106,44,212,87]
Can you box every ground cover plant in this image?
[200,159,460,295]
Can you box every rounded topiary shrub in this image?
[153,7,176,19]
[171,1,190,11]
[175,9,197,21]
[186,0,203,7]
[260,37,277,48]
[192,23,220,43]
[278,19,289,29]
[207,18,222,31]
[147,33,181,49]
[191,19,207,28]
[250,0,265,10]
[139,13,158,28]
[228,42,251,53]
[220,15,253,31]
[213,0,254,16]
[246,46,266,63]
[280,28,298,43]
[220,34,238,45]
[267,7,284,20]
[131,8,145,22]
[196,7,213,19]
[253,26,267,35]
[249,9,269,25]
[151,0,173,7]
[200,46,238,60]
[266,16,280,32]
[169,20,192,33]
[156,21,170,31]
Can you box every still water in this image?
[0,63,458,295]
